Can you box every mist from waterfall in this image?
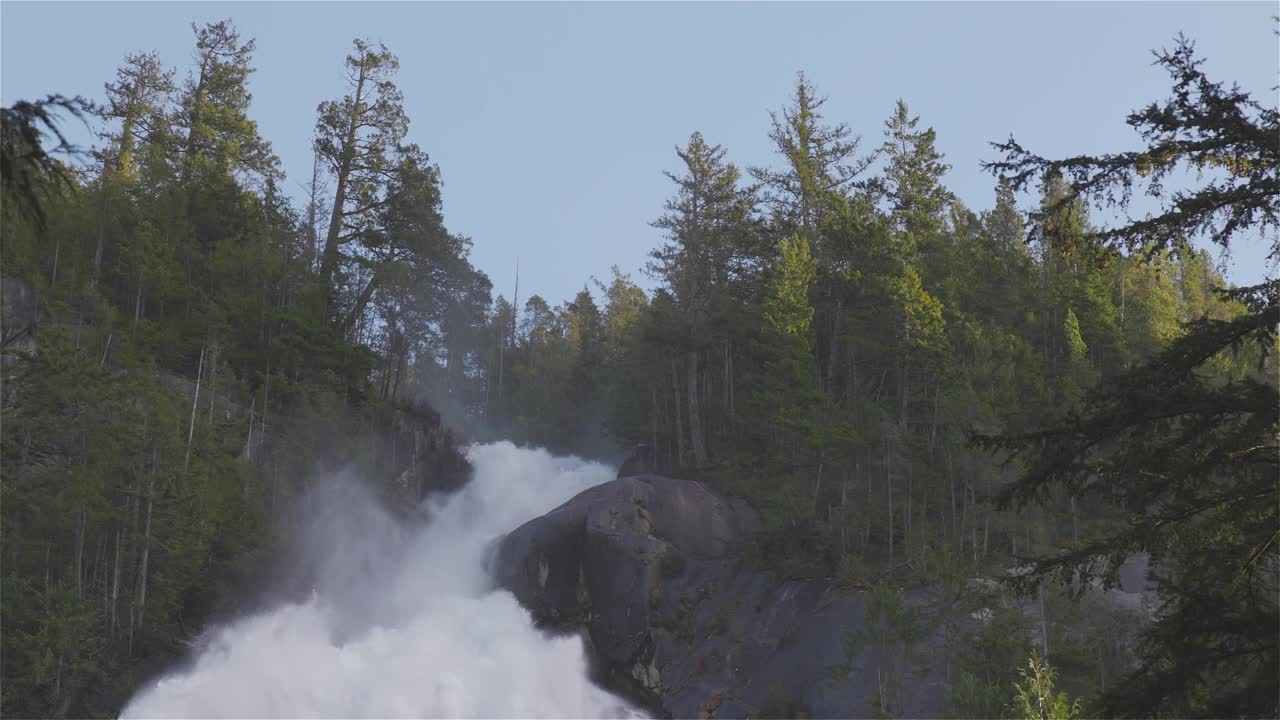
[121,442,640,719]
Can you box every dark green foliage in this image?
[948,606,1033,719]
[2,24,491,717]
[0,94,88,230]
[980,34,1279,719]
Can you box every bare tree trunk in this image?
[929,383,941,454]
[687,351,708,469]
[728,340,736,423]
[244,396,256,464]
[1038,584,1050,665]
[1071,496,1080,545]
[95,535,105,618]
[900,356,910,424]
[380,327,395,400]
[206,345,218,424]
[886,437,895,566]
[51,235,60,287]
[92,183,108,288]
[74,501,85,598]
[841,466,850,557]
[949,448,958,547]
[110,528,121,638]
[905,459,913,560]
[259,356,272,468]
[845,336,856,407]
[983,470,992,559]
[671,358,685,470]
[132,273,144,334]
[650,384,659,471]
[971,485,979,567]
[826,297,843,398]
[135,466,155,638]
[812,461,824,516]
[722,341,730,424]
[863,451,872,558]
[184,346,206,474]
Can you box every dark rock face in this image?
[1,276,38,355]
[492,474,948,718]
[391,400,471,501]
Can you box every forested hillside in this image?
[1,18,1275,719]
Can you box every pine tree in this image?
[881,98,952,264]
[755,235,819,465]
[650,131,757,469]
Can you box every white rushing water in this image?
[122,442,640,719]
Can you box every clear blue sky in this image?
[3,2,1276,304]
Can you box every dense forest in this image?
[1,19,1275,719]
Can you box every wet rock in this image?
[392,400,470,501]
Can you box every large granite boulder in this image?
[491,474,949,718]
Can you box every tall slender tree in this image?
[650,131,757,468]
[314,39,408,292]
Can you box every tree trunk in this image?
[110,528,121,638]
[722,341,730,423]
[74,500,85,599]
[319,63,369,285]
[1038,584,1051,665]
[184,346,206,474]
[671,358,685,470]
[92,183,108,288]
[687,351,708,469]
[863,451,872,558]
[930,382,941,454]
[206,345,218,424]
[51,234,60,287]
[135,467,155,640]
[650,383,659,472]
[343,268,383,333]
[886,437,895,566]
[1071,496,1080,545]
[905,457,913,560]
[841,466,850,557]
[244,396,256,464]
[900,356,910,425]
[812,461,824,516]
[827,296,843,398]
[727,340,736,423]
[950,452,959,547]
[132,272,144,334]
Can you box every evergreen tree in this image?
[881,98,953,267]
[314,39,409,299]
[982,35,1279,717]
[650,131,758,468]
[99,52,174,179]
[175,20,279,184]
[751,72,871,258]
